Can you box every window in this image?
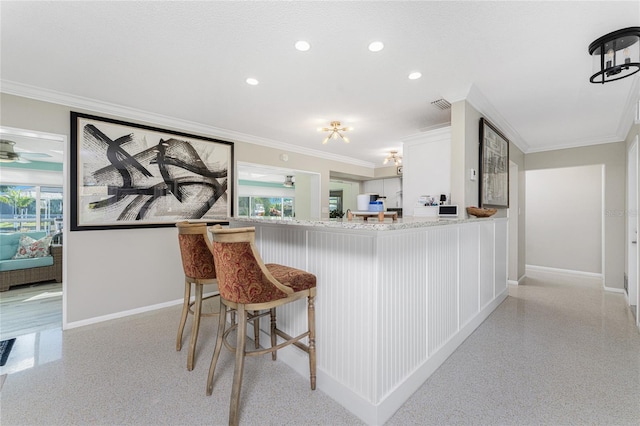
[0,185,63,233]
[238,196,294,219]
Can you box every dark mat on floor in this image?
[0,338,16,366]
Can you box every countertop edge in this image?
[227,216,506,231]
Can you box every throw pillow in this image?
[12,234,52,259]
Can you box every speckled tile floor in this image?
[1,272,639,425]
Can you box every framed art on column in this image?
[70,112,233,231]
[479,118,509,208]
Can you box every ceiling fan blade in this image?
[19,152,52,159]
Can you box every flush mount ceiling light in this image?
[408,71,422,80]
[588,27,640,84]
[295,40,310,51]
[245,77,259,85]
[0,140,19,162]
[283,175,295,188]
[383,150,402,166]
[368,41,384,52]
[318,121,351,144]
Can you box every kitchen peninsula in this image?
[229,216,508,425]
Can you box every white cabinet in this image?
[362,179,383,196]
[363,177,403,208]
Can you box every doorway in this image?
[237,162,321,220]
[627,138,638,323]
[0,126,67,337]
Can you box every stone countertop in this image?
[229,215,502,231]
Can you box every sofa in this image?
[0,231,62,292]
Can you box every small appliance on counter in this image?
[437,205,458,218]
[368,201,385,212]
[357,193,379,211]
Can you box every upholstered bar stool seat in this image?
[206,226,317,426]
[265,263,317,291]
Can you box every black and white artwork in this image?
[71,112,233,231]
[479,118,509,208]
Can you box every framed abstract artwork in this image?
[70,112,233,231]
[479,118,509,208]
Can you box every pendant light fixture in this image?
[383,150,402,166]
[588,27,640,84]
[319,121,351,144]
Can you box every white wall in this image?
[402,127,451,216]
[526,165,603,274]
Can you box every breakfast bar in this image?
[229,216,508,425]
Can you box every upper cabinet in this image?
[363,177,403,208]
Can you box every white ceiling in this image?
[1,1,639,168]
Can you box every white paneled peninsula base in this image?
[229,216,508,425]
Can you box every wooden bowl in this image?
[466,206,497,218]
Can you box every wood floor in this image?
[0,282,62,341]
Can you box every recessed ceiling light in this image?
[408,72,422,80]
[368,41,384,52]
[246,77,259,86]
[295,40,311,51]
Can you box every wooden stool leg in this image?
[253,310,260,349]
[206,297,227,395]
[308,295,316,390]
[270,308,277,361]
[176,279,191,351]
[229,305,248,426]
[187,283,203,371]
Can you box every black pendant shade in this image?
[589,27,640,84]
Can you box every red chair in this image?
[206,226,317,426]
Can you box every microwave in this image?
[438,205,458,218]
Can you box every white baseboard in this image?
[524,265,626,293]
[508,275,526,286]
[269,288,509,425]
[525,264,603,279]
[64,291,217,330]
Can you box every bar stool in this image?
[206,226,317,426]
[175,221,220,371]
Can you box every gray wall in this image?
[0,93,376,324]
[526,142,627,289]
[526,165,603,274]
[451,100,527,282]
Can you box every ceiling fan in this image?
[0,139,52,163]
[283,175,295,188]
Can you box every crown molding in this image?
[616,74,640,138]
[402,126,452,145]
[525,135,623,153]
[464,84,530,154]
[0,80,376,169]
